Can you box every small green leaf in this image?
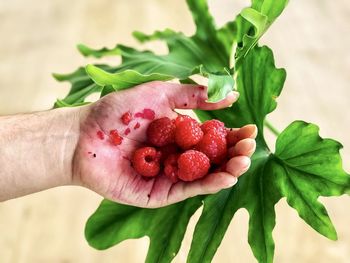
[207,73,234,103]
[85,65,174,90]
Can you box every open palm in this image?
[73,81,257,208]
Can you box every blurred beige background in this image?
[0,0,350,262]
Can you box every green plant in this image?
[54,0,350,262]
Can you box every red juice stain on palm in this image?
[109,129,123,145]
[121,111,132,125]
[97,130,105,140]
[135,112,144,118]
[134,108,155,120]
[143,108,155,120]
[192,94,195,98]
[124,128,131,135]
[134,122,141,130]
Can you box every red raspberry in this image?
[175,114,193,126]
[175,118,203,149]
[177,150,210,181]
[147,117,176,147]
[201,119,227,137]
[164,154,179,183]
[195,131,227,164]
[132,147,161,177]
[121,111,132,125]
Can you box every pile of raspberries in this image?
[132,115,234,182]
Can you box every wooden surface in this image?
[1,0,350,262]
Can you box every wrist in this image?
[0,106,88,200]
[51,106,85,186]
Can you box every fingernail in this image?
[246,124,258,138]
[231,91,240,99]
[227,177,238,187]
[241,157,251,172]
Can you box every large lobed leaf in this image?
[86,198,202,263]
[54,0,350,262]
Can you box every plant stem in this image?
[264,120,280,136]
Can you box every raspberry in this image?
[195,131,227,164]
[164,154,179,183]
[147,117,176,147]
[201,119,227,137]
[132,147,161,177]
[177,150,210,181]
[175,118,203,149]
[175,114,193,126]
[121,111,132,125]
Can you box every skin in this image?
[0,81,257,208]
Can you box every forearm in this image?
[0,107,83,201]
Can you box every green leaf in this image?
[188,121,350,263]
[85,64,174,90]
[85,198,202,263]
[207,73,234,103]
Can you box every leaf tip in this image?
[52,72,61,81]
[77,43,91,57]
[132,31,145,42]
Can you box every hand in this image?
[74,81,257,208]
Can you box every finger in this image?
[225,156,251,177]
[151,82,239,110]
[228,138,256,158]
[227,124,258,146]
[196,91,239,111]
[166,172,238,204]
